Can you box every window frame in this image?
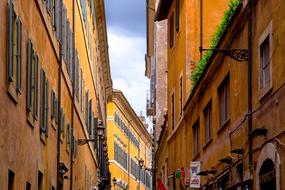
[169,12,174,48]
[258,21,273,99]
[218,74,230,128]
[193,120,200,157]
[203,100,212,145]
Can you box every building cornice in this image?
[111,90,153,142]
[95,0,113,101]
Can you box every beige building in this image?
[0,0,112,189]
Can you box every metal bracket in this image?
[200,48,248,62]
[78,139,96,146]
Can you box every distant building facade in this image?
[107,90,153,190]
[0,0,112,189]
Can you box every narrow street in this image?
[0,0,284,190]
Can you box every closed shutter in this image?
[55,0,61,39]
[40,69,45,131]
[51,90,55,118]
[62,6,67,61]
[34,54,39,119]
[90,112,94,139]
[16,16,22,93]
[55,97,58,124]
[85,90,89,126]
[88,99,92,134]
[51,0,55,30]
[75,49,79,99]
[7,1,14,82]
[69,31,74,81]
[26,40,32,111]
[45,79,49,137]
[66,20,70,72]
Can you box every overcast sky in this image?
[105,0,151,128]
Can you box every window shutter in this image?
[34,54,39,119]
[45,79,49,137]
[7,1,14,82]
[51,0,55,30]
[16,16,22,93]
[62,7,67,61]
[67,124,71,144]
[55,98,58,124]
[51,90,55,118]
[55,0,61,39]
[80,69,83,110]
[88,99,92,134]
[85,90,89,126]
[40,69,45,131]
[69,32,74,81]
[90,112,94,139]
[75,49,79,99]
[26,40,32,111]
[66,20,70,71]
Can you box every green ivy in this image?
[191,0,240,87]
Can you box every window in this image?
[169,13,174,48]
[75,49,79,99]
[179,76,183,115]
[176,0,180,31]
[62,6,67,62]
[8,170,15,190]
[40,69,49,140]
[218,75,230,127]
[193,120,200,156]
[26,40,39,123]
[38,171,43,190]
[204,101,212,144]
[60,108,65,141]
[260,36,270,90]
[51,90,58,127]
[85,90,89,127]
[171,93,175,129]
[7,1,22,99]
[26,182,31,190]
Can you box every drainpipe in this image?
[247,0,253,182]
[57,0,63,189]
[70,0,75,189]
[199,0,203,60]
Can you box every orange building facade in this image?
[152,0,285,189]
[0,0,112,189]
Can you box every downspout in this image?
[70,0,75,189]
[199,0,203,60]
[57,0,63,189]
[247,0,253,181]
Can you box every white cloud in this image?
[108,29,151,128]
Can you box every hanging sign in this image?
[190,161,200,188]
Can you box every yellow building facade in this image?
[0,0,111,189]
[107,90,153,190]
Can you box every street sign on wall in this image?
[190,161,200,188]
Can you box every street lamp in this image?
[97,120,105,137]
[139,158,144,168]
[113,177,117,188]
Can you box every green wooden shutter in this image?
[62,7,67,61]
[34,54,39,119]
[88,99,92,134]
[55,98,58,125]
[75,49,79,99]
[16,16,22,93]
[66,20,70,72]
[55,0,61,39]
[7,1,14,82]
[51,90,55,118]
[45,79,49,137]
[69,31,74,81]
[40,69,45,131]
[26,40,32,111]
[85,90,89,126]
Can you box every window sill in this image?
[203,138,213,150]
[7,84,19,104]
[217,119,230,134]
[27,111,36,128]
[40,132,47,145]
[193,152,200,161]
[259,86,272,102]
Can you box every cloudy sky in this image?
[105,0,151,127]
